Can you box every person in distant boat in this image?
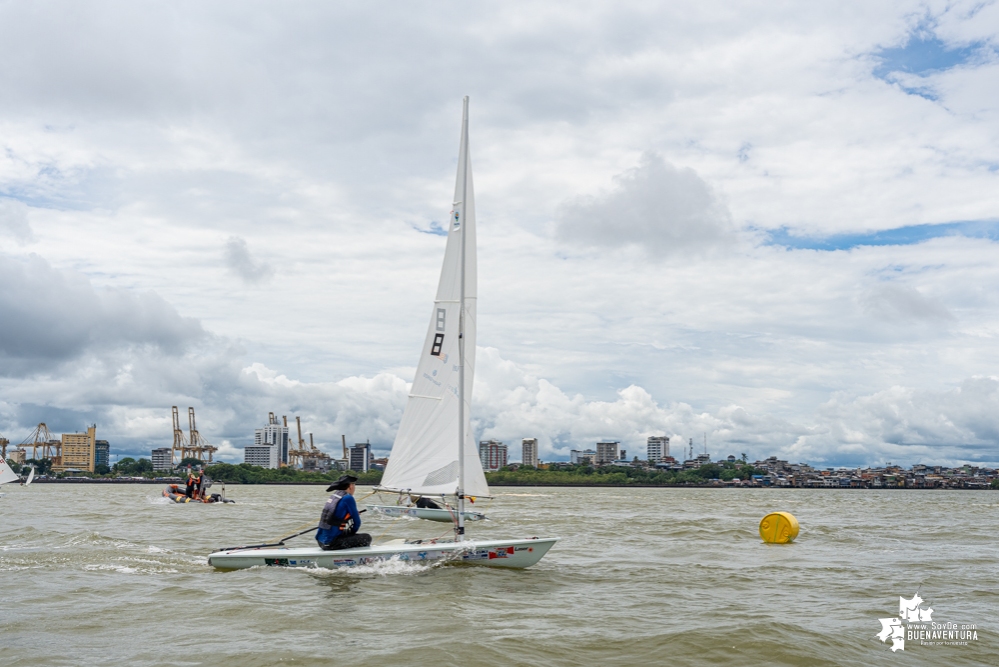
[317,474,371,551]
[186,471,203,500]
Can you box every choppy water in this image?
[1,484,995,666]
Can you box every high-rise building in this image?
[521,438,539,468]
[596,441,619,465]
[94,440,110,470]
[478,440,507,471]
[570,449,596,464]
[647,436,670,464]
[59,425,97,472]
[152,448,174,471]
[254,414,290,466]
[244,444,280,468]
[349,442,371,472]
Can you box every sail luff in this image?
[456,96,469,539]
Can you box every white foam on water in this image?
[85,563,139,574]
[83,556,182,575]
[306,554,442,578]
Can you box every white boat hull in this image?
[208,536,558,570]
[366,504,487,522]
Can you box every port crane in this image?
[19,423,62,466]
[171,406,218,464]
[187,407,218,463]
[304,433,332,470]
[286,416,331,470]
[286,416,309,468]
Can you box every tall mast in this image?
[456,96,469,541]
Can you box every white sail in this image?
[0,456,19,485]
[379,101,490,499]
[25,465,35,486]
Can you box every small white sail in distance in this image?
[378,101,490,499]
[0,456,19,486]
[25,465,35,485]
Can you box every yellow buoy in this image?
[759,511,799,544]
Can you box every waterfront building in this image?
[58,425,97,472]
[254,414,290,466]
[7,449,26,463]
[596,441,620,465]
[244,444,280,468]
[647,436,669,464]
[521,438,539,468]
[479,439,507,471]
[151,447,174,471]
[570,448,596,464]
[349,442,371,472]
[94,440,110,470]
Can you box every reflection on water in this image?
[2,484,996,666]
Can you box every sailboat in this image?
[24,465,35,486]
[208,98,558,570]
[0,455,20,498]
[365,124,490,522]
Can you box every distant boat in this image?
[0,455,19,497]
[208,98,558,570]
[367,497,487,523]
[24,465,34,486]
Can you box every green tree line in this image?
[487,461,766,486]
[202,462,383,485]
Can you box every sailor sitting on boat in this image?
[415,496,442,509]
[317,474,372,551]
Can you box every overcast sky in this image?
[1,1,998,468]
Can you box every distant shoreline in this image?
[28,478,995,490]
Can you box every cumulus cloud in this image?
[555,152,734,257]
[468,349,999,467]
[860,283,954,322]
[223,236,274,284]
[783,378,999,466]
[3,307,999,469]
[0,198,33,242]
[473,347,817,463]
[0,253,205,376]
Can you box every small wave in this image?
[60,531,142,550]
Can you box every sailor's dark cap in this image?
[326,474,358,492]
